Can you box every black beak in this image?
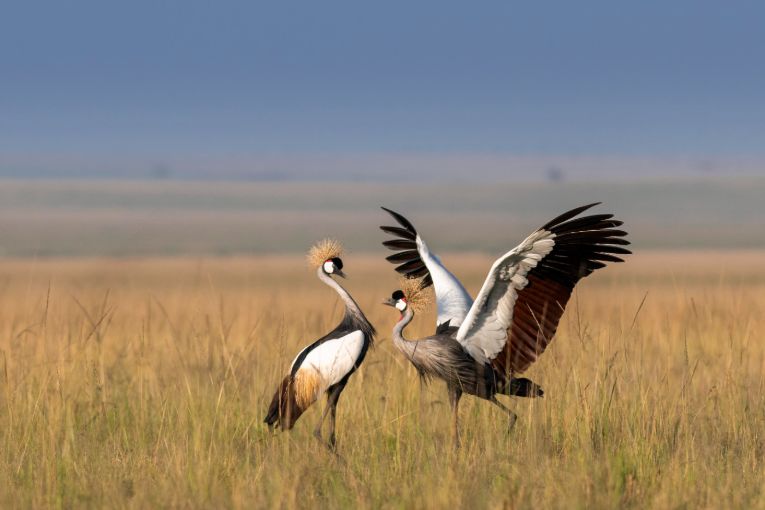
[335,269,347,279]
[382,297,396,307]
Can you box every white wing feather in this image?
[455,229,556,363]
[290,330,365,386]
[416,235,474,328]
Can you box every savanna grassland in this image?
[1,250,764,509]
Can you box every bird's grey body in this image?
[389,304,538,446]
[392,308,496,399]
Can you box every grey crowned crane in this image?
[381,204,630,448]
[265,239,375,450]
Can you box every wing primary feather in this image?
[555,229,629,239]
[555,234,630,245]
[383,239,417,250]
[403,266,430,278]
[542,203,601,230]
[386,250,421,263]
[396,259,426,273]
[591,246,632,255]
[380,207,417,233]
[379,207,443,294]
[380,225,417,240]
[552,214,616,233]
[589,253,626,263]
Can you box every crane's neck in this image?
[392,307,415,351]
[317,267,367,326]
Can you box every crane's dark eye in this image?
[331,257,343,270]
[392,290,405,300]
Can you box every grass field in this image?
[0,250,764,508]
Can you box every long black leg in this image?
[489,396,518,431]
[324,382,347,451]
[313,397,333,442]
[327,400,338,450]
[448,384,463,449]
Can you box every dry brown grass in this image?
[0,251,764,508]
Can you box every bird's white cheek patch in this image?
[323,261,334,273]
[395,300,407,311]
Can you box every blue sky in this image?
[1,1,764,177]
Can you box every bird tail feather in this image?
[498,377,544,398]
[264,375,307,430]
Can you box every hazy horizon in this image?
[0,177,761,257]
[0,153,762,182]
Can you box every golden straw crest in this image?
[306,238,344,268]
[398,276,433,314]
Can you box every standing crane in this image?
[265,239,375,450]
[381,204,629,448]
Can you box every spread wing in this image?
[455,203,630,373]
[380,207,473,328]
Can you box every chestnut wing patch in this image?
[491,203,630,374]
[492,274,571,375]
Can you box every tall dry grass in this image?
[0,251,764,508]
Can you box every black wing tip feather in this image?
[532,202,631,284]
[386,250,420,263]
[380,206,417,234]
[542,202,602,230]
[379,206,433,287]
[545,203,630,243]
[383,239,417,250]
[380,225,416,240]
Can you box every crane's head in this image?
[383,289,408,312]
[383,277,432,317]
[307,238,346,277]
[322,257,346,278]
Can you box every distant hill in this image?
[0,153,762,182]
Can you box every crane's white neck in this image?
[317,266,363,319]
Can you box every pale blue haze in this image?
[1,1,763,177]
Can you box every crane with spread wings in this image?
[381,204,630,447]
